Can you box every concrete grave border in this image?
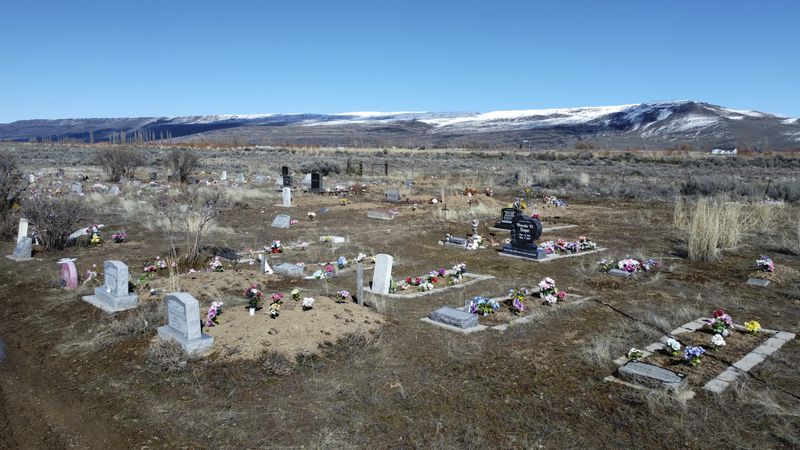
[365,273,495,299]
[499,247,607,263]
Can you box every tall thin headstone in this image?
[220,171,227,181]
[17,218,28,244]
[371,254,393,295]
[157,292,214,355]
[260,254,274,275]
[282,187,292,207]
[356,262,365,306]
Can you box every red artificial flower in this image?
[713,308,725,319]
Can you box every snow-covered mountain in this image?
[1,101,798,149]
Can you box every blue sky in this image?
[1,0,798,122]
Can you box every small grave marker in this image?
[81,260,138,312]
[71,182,82,194]
[6,236,33,261]
[747,278,770,287]
[157,292,214,355]
[274,263,303,278]
[271,214,291,228]
[367,210,394,221]
[608,269,634,278]
[108,186,120,196]
[220,171,227,181]
[616,361,688,391]
[260,254,274,275]
[385,190,401,202]
[429,307,479,329]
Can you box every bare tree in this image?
[97,147,145,182]
[22,196,88,250]
[166,148,199,183]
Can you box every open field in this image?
[1,143,799,448]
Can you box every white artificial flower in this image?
[302,297,315,308]
[711,334,726,347]
[665,338,681,352]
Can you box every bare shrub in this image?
[0,152,27,239]
[22,196,88,250]
[97,147,145,182]
[144,339,188,373]
[260,350,295,376]
[166,148,199,183]
[93,301,165,348]
[581,334,618,370]
[300,159,341,176]
[156,186,227,268]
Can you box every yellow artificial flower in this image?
[744,320,761,335]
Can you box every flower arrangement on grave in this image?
[538,277,566,305]
[540,237,597,255]
[664,338,682,356]
[598,257,659,273]
[336,290,350,303]
[706,309,734,336]
[340,198,349,206]
[355,253,367,263]
[627,348,644,361]
[290,219,298,226]
[83,264,99,286]
[469,296,500,316]
[509,288,528,315]
[291,288,300,301]
[484,188,493,197]
[388,279,397,294]
[542,195,566,207]
[336,256,348,269]
[90,231,102,245]
[269,292,285,317]
[302,297,315,310]
[324,264,336,277]
[112,231,127,243]
[756,256,774,273]
[711,334,726,349]
[269,240,283,254]
[244,284,263,309]
[208,256,224,272]
[307,211,316,221]
[577,236,596,251]
[617,258,640,273]
[417,280,434,292]
[465,234,484,250]
[744,320,761,335]
[684,346,706,366]
[205,301,224,328]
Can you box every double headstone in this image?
[310,173,322,192]
[82,260,138,312]
[157,292,214,355]
[493,207,517,230]
[282,187,292,207]
[371,254,393,295]
[500,214,545,259]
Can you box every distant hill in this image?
[1,101,798,150]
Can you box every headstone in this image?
[405,179,413,188]
[443,234,467,248]
[371,254,393,295]
[109,186,120,196]
[56,168,65,178]
[616,361,688,391]
[254,175,266,185]
[385,190,401,202]
[609,269,635,278]
[6,236,32,261]
[271,214,291,228]
[157,292,214,355]
[274,263,304,278]
[746,278,770,287]
[367,210,394,221]
[59,258,78,289]
[260,254,274,275]
[17,218,28,244]
[81,260,138,312]
[281,166,289,177]
[220,171,227,181]
[302,173,312,186]
[187,176,197,184]
[149,172,158,181]
[282,187,292,207]
[500,214,545,260]
[236,173,245,183]
[282,175,293,187]
[71,182,83,194]
[493,208,518,230]
[310,172,322,192]
[429,307,479,329]
[356,262,365,306]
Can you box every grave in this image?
[371,254,393,295]
[429,307,478,329]
[282,187,292,207]
[385,190,401,202]
[260,254,274,275]
[274,263,304,278]
[108,186,120,196]
[302,173,312,186]
[58,258,78,289]
[81,260,138,312]
[236,173,245,183]
[493,207,518,230]
[500,214,545,260]
[746,278,770,287]
[71,182,83,194]
[16,218,28,244]
[254,175,266,185]
[157,292,214,355]
[220,171,227,181]
[442,234,467,248]
[608,269,635,278]
[356,262,365,306]
[310,172,323,192]
[187,176,197,184]
[6,236,33,261]
[271,214,291,228]
[367,210,394,221]
[616,361,688,391]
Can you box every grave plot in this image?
[598,257,661,278]
[420,278,592,333]
[499,216,606,263]
[744,255,799,287]
[364,262,495,299]
[607,309,795,395]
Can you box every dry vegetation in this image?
[0,142,799,448]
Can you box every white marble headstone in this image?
[372,254,393,295]
[282,187,292,207]
[17,218,28,244]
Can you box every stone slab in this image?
[81,293,139,313]
[367,210,394,221]
[608,268,635,278]
[365,273,495,299]
[273,263,304,278]
[499,247,606,263]
[157,325,214,355]
[616,361,688,391]
[428,307,478,329]
[746,278,770,287]
[271,214,291,228]
[419,318,487,334]
[5,255,33,262]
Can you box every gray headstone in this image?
[271,214,291,228]
[71,182,82,194]
[274,263,304,278]
[371,254,393,295]
[157,292,214,355]
[236,173,245,183]
[302,173,312,186]
[356,262,365,306]
[616,361,688,391]
[385,190,401,202]
[747,278,770,287]
[367,210,394,221]
[56,168,65,178]
[10,236,32,260]
[81,260,138,312]
[429,307,479,329]
[17,218,28,244]
[282,187,292,207]
[609,269,635,278]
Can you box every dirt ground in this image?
[1,146,799,449]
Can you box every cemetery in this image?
[0,144,799,448]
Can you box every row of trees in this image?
[97,148,198,183]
